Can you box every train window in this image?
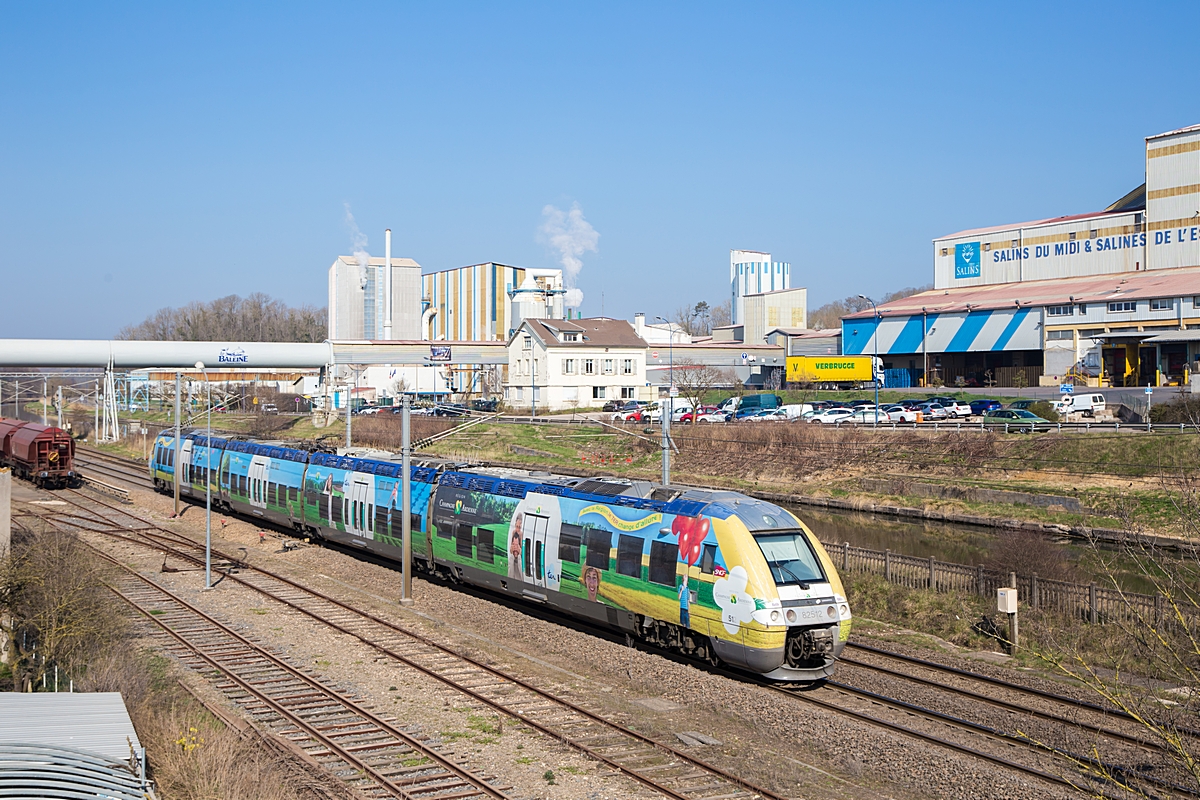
[411,513,422,533]
[700,544,717,575]
[434,519,452,538]
[584,529,611,569]
[220,464,230,487]
[616,535,643,578]
[455,525,474,558]
[476,528,495,563]
[239,474,247,495]
[558,524,583,563]
[648,541,677,586]
[755,533,825,585]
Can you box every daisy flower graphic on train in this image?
[150,430,851,681]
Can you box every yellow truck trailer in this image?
[786,356,879,388]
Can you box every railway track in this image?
[75,445,153,489]
[47,454,1197,798]
[92,547,512,800]
[33,491,788,800]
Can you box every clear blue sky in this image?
[2,2,1197,338]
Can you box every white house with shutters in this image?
[505,318,650,411]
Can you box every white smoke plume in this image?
[343,203,371,289]
[538,202,598,309]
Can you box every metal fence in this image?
[822,539,1163,625]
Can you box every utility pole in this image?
[345,367,354,450]
[400,394,413,606]
[531,357,537,419]
[55,386,62,428]
[93,380,99,444]
[173,372,181,517]
[41,378,47,425]
[859,295,881,424]
[655,317,678,486]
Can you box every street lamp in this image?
[195,361,212,589]
[857,296,880,424]
[654,316,678,486]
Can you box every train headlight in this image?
[770,610,781,623]
[839,604,849,617]
[826,605,837,619]
[785,609,797,624]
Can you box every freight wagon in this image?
[0,417,78,488]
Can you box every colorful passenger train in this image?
[150,430,851,681]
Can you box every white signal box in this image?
[997,588,1018,614]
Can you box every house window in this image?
[1108,301,1136,312]
[621,387,635,399]
[603,359,614,375]
[621,359,634,375]
[592,386,605,399]
[1077,304,1087,314]
[563,332,579,342]
[1046,305,1073,317]
[1150,298,1173,311]
[514,387,523,401]
[562,359,576,375]
[583,359,595,375]
[522,335,532,350]
[1046,330,1073,340]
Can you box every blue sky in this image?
[2,3,1197,338]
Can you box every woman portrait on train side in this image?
[507,514,524,580]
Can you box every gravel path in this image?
[76,483,1103,800]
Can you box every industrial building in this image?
[843,123,1200,388]
[731,249,792,325]
[328,250,422,340]
[421,263,566,341]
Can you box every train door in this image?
[343,475,373,539]
[179,439,194,494]
[248,456,269,513]
[521,512,549,587]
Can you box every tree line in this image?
[117,293,327,342]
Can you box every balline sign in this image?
[218,347,248,364]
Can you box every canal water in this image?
[793,505,1160,595]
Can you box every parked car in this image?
[1008,399,1037,410]
[680,405,719,423]
[929,397,972,417]
[969,399,1003,416]
[601,400,623,413]
[882,405,918,422]
[644,400,694,423]
[984,409,1050,429]
[471,398,500,413]
[261,403,279,415]
[848,399,876,408]
[914,402,948,420]
[693,408,731,423]
[1054,393,1106,417]
[716,393,782,415]
[611,402,648,423]
[841,408,888,424]
[780,403,815,419]
[433,403,469,417]
[808,407,855,424]
[745,408,789,422]
[896,398,925,409]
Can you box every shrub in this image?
[1028,400,1059,422]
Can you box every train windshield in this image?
[753,533,826,586]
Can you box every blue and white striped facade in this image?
[842,307,1042,357]
[731,249,791,325]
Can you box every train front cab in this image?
[150,432,177,491]
[702,497,851,682]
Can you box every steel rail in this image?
[813,680,1196,799]
[847,641,1200,739]
[88,545,511,800]
[837,653,1162,752]
[60,497,784,800]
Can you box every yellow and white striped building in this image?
[421,263,565,341]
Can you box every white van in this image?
[781,403,815,419]
[1054,393,1106,417]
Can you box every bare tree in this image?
[808,285,931,330]
[672,359,726,417]
[118,293,327,342]
[671,302,714,337]
[0,525,115,692]
[709,299,732,330]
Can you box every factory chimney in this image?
[383,229,393,340]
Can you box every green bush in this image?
[1028,400,1059,422]
[1149,397,1200,425]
